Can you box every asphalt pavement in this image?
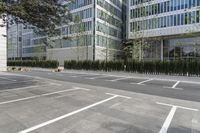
[0,70,199,133]
[14,70,200,102]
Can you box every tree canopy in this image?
[0,0,73,36]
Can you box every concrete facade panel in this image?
[47,46,93,66]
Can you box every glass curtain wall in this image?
[163,37,200,61]
[130,0,200,32]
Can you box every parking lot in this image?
[0,71,199,133]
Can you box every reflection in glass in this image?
[163,36,200,60]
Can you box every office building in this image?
[7,23,46,60]
[47,0,124,65]
[128,0,200,61]
[8,0,200,64]
[8,0,124,65]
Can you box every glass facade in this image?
[130,0,200,8]
[164,37,200,60]
[96,0,123,50]
[53,0,94,49]
[7,24,23,58]
[8,0,124,60]
[130,0,200,32]
[8,0,200,61]
[69,0,92,10]
[143,41,161,60]
[8,23,47,58]
[97,0,122,18]
[53,0,123,51]
[128,0,200,61]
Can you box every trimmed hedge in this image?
[64,60,124,71]
[64,60,200,76]
[8,60,59,69]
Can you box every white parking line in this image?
[19,93,130,133]
[0,83,61,93]
[163,86,183,90]
[130,79,153,85]
[0,77,16,82]
[0,79,40,85]
[63,72,149,80]
[72,87,90,91]
[0,85,39,92]
[163,81,183,90]
[172,81,180,88]
[18,71,200,85]
[137,79,154,85]
[72,74,102,78]
[157,102,199,111]
[159,106,177,133]
[0,88,89,105]
[106,93,132,99]
[86,75,109,80]
[107,77,131,82]
[157,102,198,133]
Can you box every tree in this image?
[0,0,74,62]
[121,41,132,63]
[72,15,87,61]
[123,1,161,62]
[0,0,73,36]
[47,15,88,61]
[97,4,120,62]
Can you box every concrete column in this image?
[0,18,7,71]
[161,39,164,61]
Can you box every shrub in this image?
[7,60,59,68]
[64,60,200,76]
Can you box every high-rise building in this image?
[48,0,124,65]
[8,0,124,65]
[7,0,46,61]
[8,0,200,64]
[7,23,47,60]
[128,0,200,61]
